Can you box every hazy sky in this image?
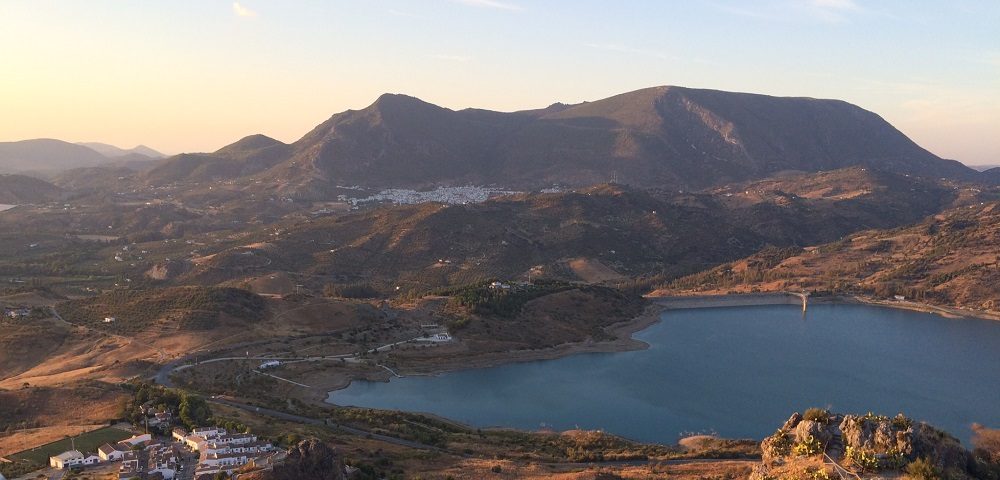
[2,1,998,164]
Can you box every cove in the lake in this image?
[327,304,1000,445]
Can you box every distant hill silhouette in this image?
[142,134,290,185]
[77,142,165,159]
[0,139,111,173]
[0,174,62,204]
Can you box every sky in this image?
[1,0,998,165]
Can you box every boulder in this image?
[795,419,833,445]
[839,414,912,454]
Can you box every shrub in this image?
[803,408,830,424]
[804,466,832,480]
[905,457,941,480]
[793,435,824,456]
[846,446,880,472]
[892,413,913,430]
[491,464,502,473]
[767,429,793,457]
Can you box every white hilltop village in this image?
[338,185,565,207]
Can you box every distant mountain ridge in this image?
[228,85,985,197]
[0,139,111,173]
[77,142,165,158]
[9,86,992,192]
[0,139,163,175]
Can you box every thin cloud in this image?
[388,9,422,18]
[710,0,862,23]
[811,0,857,9]
[430,54,473,62]
[584,43,675,61]
[450,0,523,12]
[801,0,860,22]
[232,2,257,17]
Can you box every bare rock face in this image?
[795,420,833,446]
[839,414,912,455]
[268,438,346,480]
[781,412,802,431]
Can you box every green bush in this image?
[793,435,823,456]
[803,408,830,424]
[905,457,941,480]
[846,446,880,472]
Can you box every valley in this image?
[2,85,999,480]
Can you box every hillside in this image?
[250,86,984,197]
[659,201,1000,316]
[176,170,974,293]
[0,139,111,173]
[141,134,291,185]
[0,174,62,204]
[58,286,267,334]
[124,86,989,197]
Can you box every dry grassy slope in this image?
[141,134,291,186]
[180,185,773,290]
[0,381,124,431]
[660,201,1000,314]
[57,286,267,336]
[181,171,982,292]
[0,174,63,204]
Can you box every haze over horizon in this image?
[2,1,998,165]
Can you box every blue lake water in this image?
[327,304,1000,445]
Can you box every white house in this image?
[191,427,225,438]
[50,450,100,469]
[259,360,281,369]
[121,433,151,446]
[98,443,128,462]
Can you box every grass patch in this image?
[7,426,131,467]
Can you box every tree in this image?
[179,393,212,429]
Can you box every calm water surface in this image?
[327,304,1000,444]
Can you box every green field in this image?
[7,426,132,467]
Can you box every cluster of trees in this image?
[60,286,266,334]
[323,282,380,299]
[119,382,212,430]
[444,279,572,318]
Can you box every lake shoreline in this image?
[649,292,1000,322]
[319,292,997,406]
[316,303,666,403]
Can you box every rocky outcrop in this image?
[756,411,983,479]
[795,420,833,446]
[839,413,912,455]
[259,439,346,480]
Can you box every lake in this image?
[327,304,1000,445]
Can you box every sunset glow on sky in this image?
[2,0,998,164]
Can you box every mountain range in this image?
[0,139,163,175]
[3,86,995,197]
